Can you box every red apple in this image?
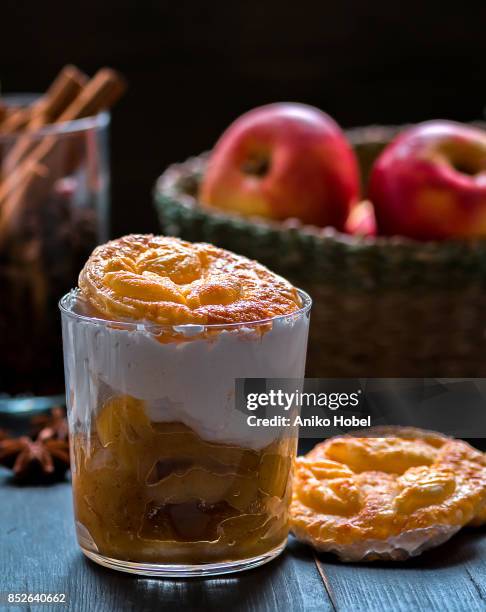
[369,121,486,240]
[200,103,360,229]
[345,200,377,236]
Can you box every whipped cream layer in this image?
[62,303,309,449]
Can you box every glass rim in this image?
[0,93,110,142]
[59,287,312,332]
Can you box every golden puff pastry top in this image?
[291,427,486,560]
[78,234,302,325]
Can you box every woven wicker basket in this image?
[154,125,486,377]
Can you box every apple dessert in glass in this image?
[60,234,311,576]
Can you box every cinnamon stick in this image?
[0,107,32,134]
[0,67,126,246]
[4,65,88,170]
[56,68,126,122]
[0,68,125,206]
[29,65,88,128]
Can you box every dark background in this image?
[1,1,485,237]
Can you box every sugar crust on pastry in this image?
[79,234,301,325]
[291,426,486,561]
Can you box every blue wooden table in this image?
[1,466,486,612]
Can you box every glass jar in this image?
[60,288,311,577]
[0,100,109,413]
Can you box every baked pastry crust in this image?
[79,234,301,325]
[291,427,486,561]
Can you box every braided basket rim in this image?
[154,128,486,264]
[154,123,486,376]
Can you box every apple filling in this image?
[71,395,295,564]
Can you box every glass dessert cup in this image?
[60,288,311,577]
[0,99,109,413]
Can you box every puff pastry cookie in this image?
[291,427,486,561]
[79,234,301,325]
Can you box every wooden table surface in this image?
[2,467,486,612]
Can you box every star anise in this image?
[30,406,69,441]
[0,408,70,484]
